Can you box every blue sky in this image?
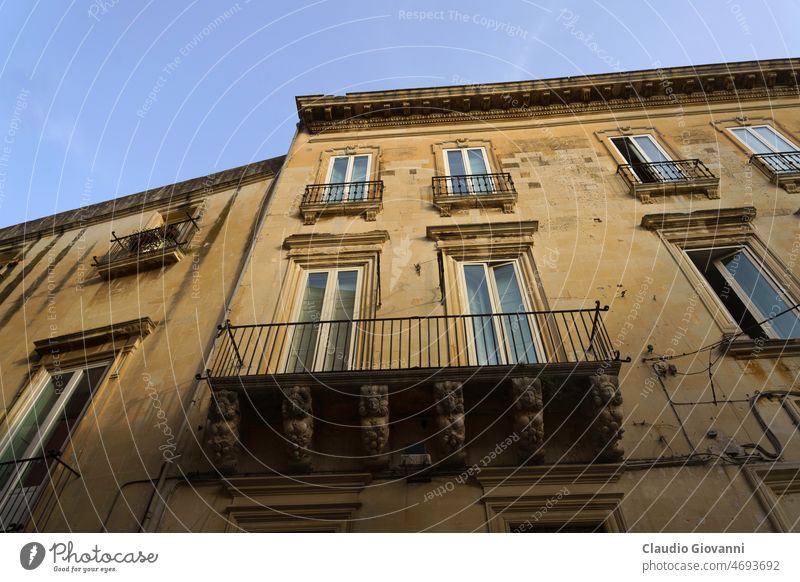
[0,0,798,227]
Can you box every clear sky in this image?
[0,0,798,228]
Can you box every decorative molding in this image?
[745,463,800,532]
[476,464,624,489]
[33,317,156,358]
[433,381,466,466]
[296,59,800,133]
[282,385,314,471]
[426,221,538,242]
[640,206,757,231]
[359,385,390,469]
[509,377,545,463]
[224,473,372,497]
[585,374,625,462]
[283,230,390,252]
[205,389,241,475]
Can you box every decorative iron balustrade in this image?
[92,217,199,267]
[1,452,81,533]
[432,173,516,197]
[750,151,800,174]
[301,180,384,206]
[208,303,619,378]
[616,159,716,185]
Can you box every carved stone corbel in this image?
[359,385,389,468]
[509,377,545,463]
[205,390,241,475]
[282,385,314,471]
[433,381,466,466]
[585,374,624,462]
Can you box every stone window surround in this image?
[476,465,627,533]
[274,231,390,325]
[311,144,382,185]
[641,206,800,358]
[425,221,546,316]
[744,463,800,532]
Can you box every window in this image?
[459,261,540,365]
[286,268,363,372]
[324,155,371,202]
[443,147,492,194]
[0,363,109,528]
[610,135,684,182]
[729,125,800,173]
[687,246,800,340]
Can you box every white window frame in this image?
[325,154,372,184]
[702,246,800,340]
[728,125,800,154]
[609,134,685,182]
[457,260,544,365]
[322,154,372,203]
[442,147,493,195]
[284,266,364,372]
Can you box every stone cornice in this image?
[283,230,390,251]
[224,473,372,496]
[640,206,757,231]
[296,59,800,133]
[476,464,624,489]
[33,317,157,356]
[0,156,285,247]
[426,221,538,242]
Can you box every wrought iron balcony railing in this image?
[92,217,199,267]
[432,173,516,197]
[616,159,716,185]
[208,303,619,379]
[301,180,384,206]
[750,151,800,174]
[1,452,81,533]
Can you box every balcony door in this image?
[460,261,540,366]
[286,268,362,373]
[324,155,371,202]
[0,363,108,530]
[610,135,684,182]
[729,125,800,173]
[443,147,493,195]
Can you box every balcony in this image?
[1,453,80,532]
[431,173,517,216]
[92,217,199,278]
[202,304,626,474]
[616,159,719,203]
[749,151,800,193]
[300,180,384,224]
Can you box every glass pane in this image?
[752,126,796,153]
[720,252,800,339]
[632,136,684,181]
[467,149,492,192]
[731,128,772,154]
[463,265,501,366]
[323,271,358,371]
[325,157,349,201]
[446,150,470,195]
[288,272,328,372]
[492,264,538,364]
[347,156,369,201]
[612,137,659,183]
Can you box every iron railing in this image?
[92,217,199,266]
[0,452,80,532]
[432,173,516,197]
[301,180,384,206]
[617,159,716,185]
[750,151,800,174]
[208,304,619,378]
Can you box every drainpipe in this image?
[137,151,290,532]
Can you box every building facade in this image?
[2,59,800,533]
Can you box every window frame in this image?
[442,147,493,195]
[728,124,800,154]
[324,154,372,184]
[609,134,674,164]
[456,259,545,365]
[609,134,686,183]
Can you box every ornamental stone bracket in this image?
[205,390,242,475]
[281,385,314,471]
[359,385,390,469]
[584,374,624,462]
[509,377,545,464]
[433,381,466,466]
